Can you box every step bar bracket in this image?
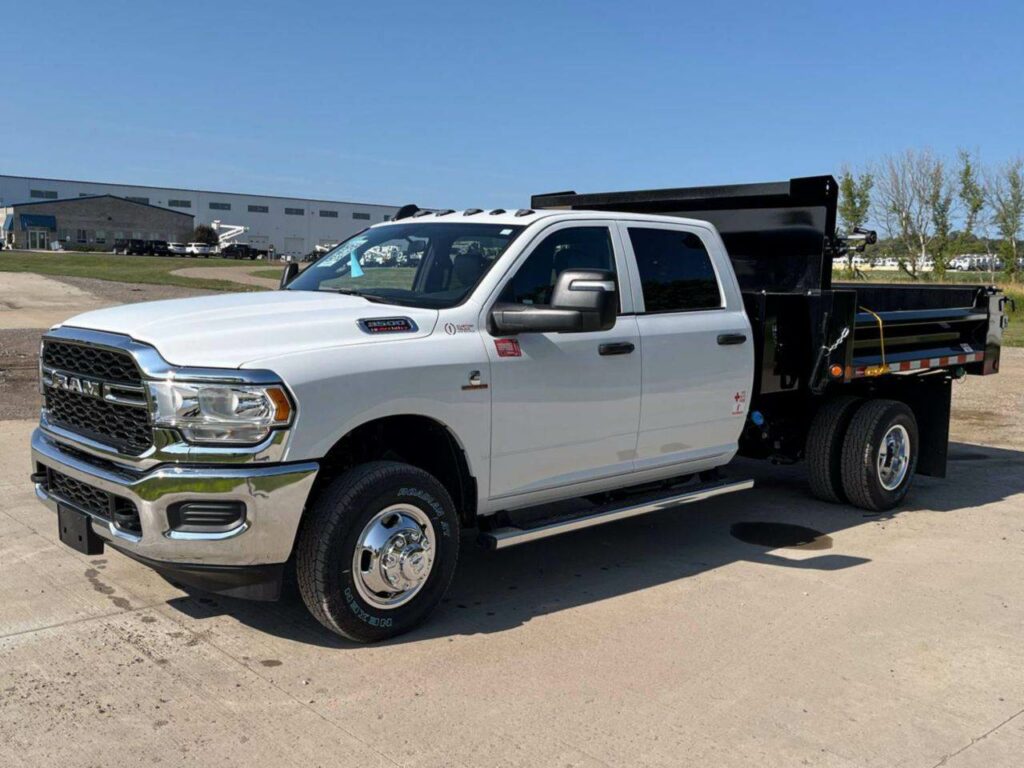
[480,478,754,550]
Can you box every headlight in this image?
[149,380,293,444]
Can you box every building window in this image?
[210,202,231,211]
[248,204,269,213]
[319,210,338,218]
[76,229,88,244]
[285,207,304,216]
[168,199,192,208]
[95,230,106,244]
[627,227,722,313]
[30,189,58,199]
[126,196,150,205]
[352,212,371,220]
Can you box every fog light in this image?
[167,501,246,533]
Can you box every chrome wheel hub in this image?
[877,424,910,491]
[352,504,435,610]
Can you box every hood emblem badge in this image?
[357,317,418,335]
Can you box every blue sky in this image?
[4,0,1021,209]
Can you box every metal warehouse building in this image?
[0,174,399,255]
[2,195,194,251]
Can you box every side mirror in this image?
[279,262,299,289]
[490,270,617,335]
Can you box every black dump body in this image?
[533,176,1008,470]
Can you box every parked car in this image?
[220,243,259,260]
[167,242,188,256]
[148,240,170,257]
[111,238,150,255]
[186,242,212,257]
[30,174,1008,643]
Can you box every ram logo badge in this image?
[49,372,103,399]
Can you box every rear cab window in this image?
[626,227,722,313]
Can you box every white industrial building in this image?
[0,174,399,256]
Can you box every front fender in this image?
[246,332,492,496]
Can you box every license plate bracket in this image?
[58,504,105,555]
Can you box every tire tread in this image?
[806,395,862,503]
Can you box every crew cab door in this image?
[617,222,753,472]
[484,222,642,500]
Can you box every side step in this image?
[480,478,754,550]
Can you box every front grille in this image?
[42,341,142,385]
[45,388,152,455]
[41,339,153,455]
[46,468,142,533]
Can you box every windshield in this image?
[285,222,525,308]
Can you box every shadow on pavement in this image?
[161,441,1024,648]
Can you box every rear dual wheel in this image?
[840,400,918,511]
[807,397,918,512]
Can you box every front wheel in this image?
[296,461,460,642]
[840,399,918,512]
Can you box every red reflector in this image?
[495,338,521,358]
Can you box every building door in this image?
[283,237,305,256]
[28,229,50,249]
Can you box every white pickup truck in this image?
[31,176,1007,641]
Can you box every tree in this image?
[875,150,937,276]
[957,149,986,243]
[926,158,954,278]
[989,158,1024,281]
[837,167,873,270]
[191,224,219,246]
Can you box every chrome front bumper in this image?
[31,428,318,567]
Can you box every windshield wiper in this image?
[321,288,392,304]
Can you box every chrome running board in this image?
[480,478,754,550]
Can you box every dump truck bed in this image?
[532,175,1006,398]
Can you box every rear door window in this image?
[627,227,721,312]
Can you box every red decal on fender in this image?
[495,338,521,358]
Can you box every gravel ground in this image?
[0,276,215,420]
[49,275,219,305]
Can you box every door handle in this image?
[717,333,747,346]
[599,342,635,356]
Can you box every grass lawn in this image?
[0,250,257,291]
[834,269,1022,347]
[251,268,287,280]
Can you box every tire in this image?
[806,395,862,503]
[296,461,460,643]
[840,399,918,512]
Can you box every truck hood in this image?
[60,290,439,368]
